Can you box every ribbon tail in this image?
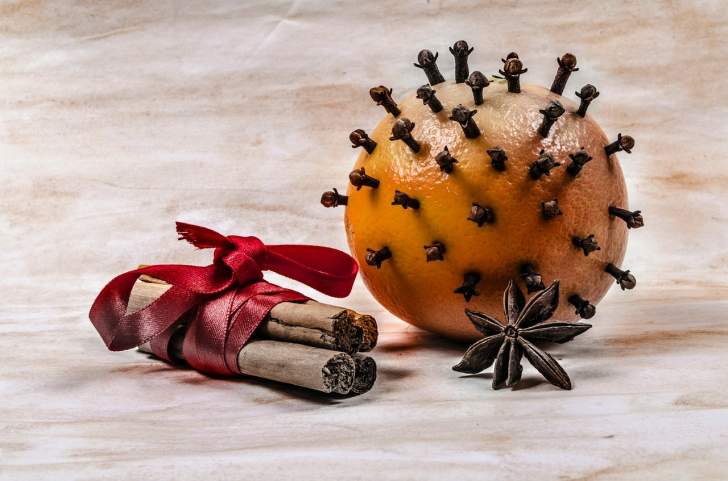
[89,268,201,351]
[264,244,359,298]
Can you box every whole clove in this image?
[487,147,508,171]
[499,53,527,93]
[566,149,593,176]
[520,263,545,293]
[414,49,445,85]
[550,53,579,95]
[390,118,421,153]
[449,40,473,83]
[424,241,446,262]
[370,86,401,117]
[350,129,377,154]
[568,294,596,319]
[529,150,562,179]
[465,71,489,105]
[454,272,481,301]
[604,133,635,156]
[467,203,495,227]
[320,188,348,208]
[416,85,443,113]
[435,146,459,173]
[575,84,599,117]
[605,263,636,290]
[365,247,392,268]
[572,234,601,256]
[609,206,644,229]
[449,104,480,139]
[349,167,380,190]
[538,100,565,138]
[392,190,420,210]
[542,199,562,220]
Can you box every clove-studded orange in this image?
[330,46,641,342]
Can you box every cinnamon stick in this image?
[129,277,376,353]
[127,277,377,395]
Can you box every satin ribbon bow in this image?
[89,222,359,375]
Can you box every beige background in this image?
[2,1,727,480]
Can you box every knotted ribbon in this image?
[89,222,359,375]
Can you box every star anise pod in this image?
[453,280,591,390]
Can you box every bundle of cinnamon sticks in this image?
[127,275,378,395]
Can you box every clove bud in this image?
[499,53,527,93]
[566,149,593,176]
[609,206,644,229]
[349,167,380,190]
[416,85,443,113]
[449,40,473,83]
[350,129,377,154]
[605,263,637,290]
[465,71,489,105]
[541,199,562,220]
[572,234,601,256]
[369,86,401,117]
[487,147,508,171]
[604,133,635,156]
[449,104,481,139]
[550,53,578,95]
[392,190,420,210]
[424,241,446,262]
[575,84,599,117]
[520,263,545,293]
[529,150,562,179]
[414,49,445,85]
[538,100,565,138]
[467,203,495,227]
[365,246,392,268]
[320,188,348,208]
[435,146,459,173]
[454,272,481,301]
[390,118,421,153]
[568,294,596,319]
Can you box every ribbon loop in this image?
[89,222,359,376]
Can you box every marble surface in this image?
[2,1,727,479]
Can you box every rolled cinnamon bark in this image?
[128,277,377,353]
[128,277,377,395]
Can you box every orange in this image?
[344,80,630,341]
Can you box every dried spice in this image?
[449,40,473,83]
[465,71,489,105]
[520,263,545,293]
[487,147,508,171]
[529,150,562,179]
[566,149,593,176]
[499,53,527,93]
[449,105,481,139]
[609,206,644,228]
[538,100,565,138]
[575,84,599,117]
[369,86,401,117]
[424,241,446,262]
[467,203,495,227]
[349,167,380,190]
[605,133,635,156]
[453,280,591,390]
[416,85,443,113]
[350,129,377,154]
[541,199,562,220]
[572,234,601,256]
[568,294,596,319]
[390,118,421,153]
[550,53,578,95]
[414,49,445,85]
[605,263,636,290]
[320,188,348,208]
[392,190,420,210]
[435,146,458,173]
[454,272,481,301]
[365,247,392,268]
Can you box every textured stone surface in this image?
[2,1,727,480]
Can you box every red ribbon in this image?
[89,222,359,376]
